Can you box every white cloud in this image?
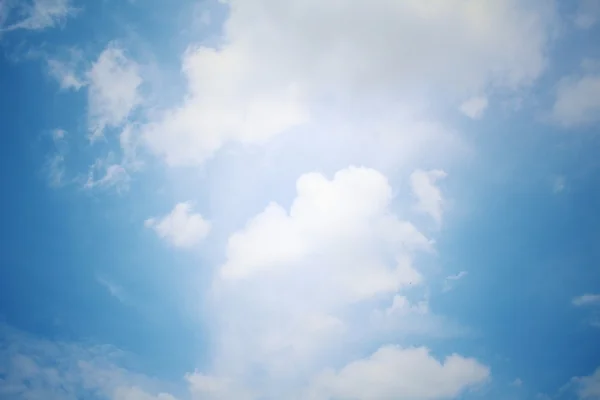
[46,153,66,187]
[553,175,566,193]
[308,345,489,400]
[369,294,464,340]
[221,167,431,292]
[46,45,144,191]
[571,367,600,399]
[201,167,480,398]
[443,271,468,293]
[119,124,144,170]
[97,275,128,304]
[87,44,143,141]
[47,53,85,91]
[145,202,211,248]
[574,0,600,29]
[142,45,308,166]
[0,0,77,32]
[573,294,600,306]
[84,156,130,191]
[459,96,489,119]
[186,373,256,400]
[26,2,564,397]
[45,128,68,187]
[0,324,178,400]
[410,169,448,226]
[113,387,178,400]
[384,295,430,317]
[552,69,600,128]
[512,378,524,387]
[195,9,211,26]
[80,125,143,192]
[52,128,66,141]
[141,0,556,166]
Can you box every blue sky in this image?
[1,0,600,399]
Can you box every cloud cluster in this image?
[140,0,557,167]
[45,44,144,189]
[80,1,563,397]
[28,0,600,399]
[194,167,489,398]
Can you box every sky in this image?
[1,0,600,399]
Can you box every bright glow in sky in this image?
[1,0,600,399]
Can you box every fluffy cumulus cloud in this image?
[141,0,557,167]
[196,167,488,398]
[145,202,211,249]
[221,167,431,288]
[307,346,489,400]
[410,169,448,226]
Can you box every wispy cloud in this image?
[574,0,600,29]
[553,175,566,193]
[443,271,468,293]
[0,324,177,400]
[44,128,68,188]
[86,43,143,142]
[96,275,128,304]
[572,294,600,307]
[84,156,130,192]
[47,49,86,91]
[512,378,524,387]
[1,0,78,33]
